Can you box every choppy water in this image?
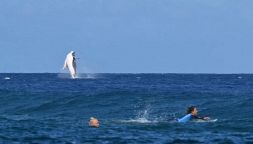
[0,73,252,143]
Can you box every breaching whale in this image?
[63,51,77,79]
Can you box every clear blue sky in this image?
[0,0,253,73]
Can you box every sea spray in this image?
[57,73,99,79]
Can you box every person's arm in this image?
[178,114,192,123]
[192,115,210,120]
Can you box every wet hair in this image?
[187,106,196,114]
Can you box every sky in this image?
[0,0,253,73]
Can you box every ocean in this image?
[0,73,252,144]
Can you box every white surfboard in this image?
[193,119,218,123]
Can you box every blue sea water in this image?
[0,73,252,144]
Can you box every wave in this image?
[0,114,32,121]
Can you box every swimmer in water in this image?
[178,106,210,123]
[89,117,100,128]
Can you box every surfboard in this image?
[193,119,218,123]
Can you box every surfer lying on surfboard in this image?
[178,106,210,123]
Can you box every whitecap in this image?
[4,77,10,80]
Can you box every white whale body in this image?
[63,51,77,79]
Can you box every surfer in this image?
[178,106,209,123]
[63,51,77,79]
[89,117,100,128]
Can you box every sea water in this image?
[0,73,252,143]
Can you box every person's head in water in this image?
[187,106,198,116]
[89,117,99,128]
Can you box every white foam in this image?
[4,77,10,80]
[57,73,98,79]
[120,118,153,124]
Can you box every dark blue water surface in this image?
[0,73,252,144]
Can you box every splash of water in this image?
[127,110,153,123]
[57,73,98,79]
[121,108,160,124]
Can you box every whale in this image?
[63,51,77,79]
